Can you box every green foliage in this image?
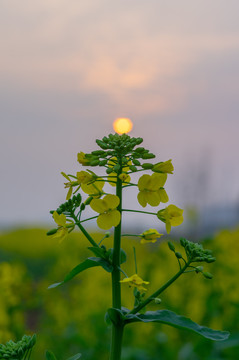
[0,227,238,359]
[0,334,36,360]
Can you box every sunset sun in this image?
[113,118,133,134]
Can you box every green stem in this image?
[130,262,189,315]
[110,157,124,360]
[122,209,157,216]
[80,215,98,223]
[77,222,98,247]
[71,213,98,247]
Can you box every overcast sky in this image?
[1,0,239,227]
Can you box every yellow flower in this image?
[140,229,163,244]
[61,172,79,200]
[120,274,149,292]
[152,159,174,174]
[81,178,105,198]
[157,205,184,234]
[137,173,168,207]
[90,194,121,230]
[77,152,90,166]
[52,211,73,242]
[76,171,95,184]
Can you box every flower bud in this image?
[168,241,175,252]
[206,257,216,263]
[99,160,108,166]
[195,266,204,273]
[84,196,93,205]
[155,298,162,304]
[106,167,114,174]
[135,138,143,145]
[46,228,58,236]
[135,147,145,153]
[132,159,141,166]
[90,159,100,166]
[129,165,137,172]
[141,163,153,169]
[142,153,156,159]
[203,272,213,279]
[91,150,105,155]
[175,252,183,259]
[80,203,86,210]
[96,139,108,149]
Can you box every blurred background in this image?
[0,0,239,359]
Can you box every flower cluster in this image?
[48,133,184,237]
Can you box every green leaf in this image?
[88,246,107,258]
[107,308,125,326]
[124,310,229,341]
[45,350,57,360]
[48,257,113,289]
[66,353,81,360]
[107,248,127,264]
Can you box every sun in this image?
[113,118,133,134]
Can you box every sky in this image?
[1,0,239,228]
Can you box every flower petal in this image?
[166,221,171,234]
[104,194,120,209]
[137,191,147,207]
[138,174,151,191]
[157,188,169,203]
[151,173,167,188]
[53,212,66,226]
[52,227,68,242]
[90,198,108,213]
[170,215,184,227]
[146,191,161,206]
[97,210,121,229]
[81,180,104,196]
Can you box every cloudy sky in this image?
[1,0,239,227]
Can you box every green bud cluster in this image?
[0,334,36,360]
[77,133,157,174]
[50,194,82,215]
[180,238,216,263]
